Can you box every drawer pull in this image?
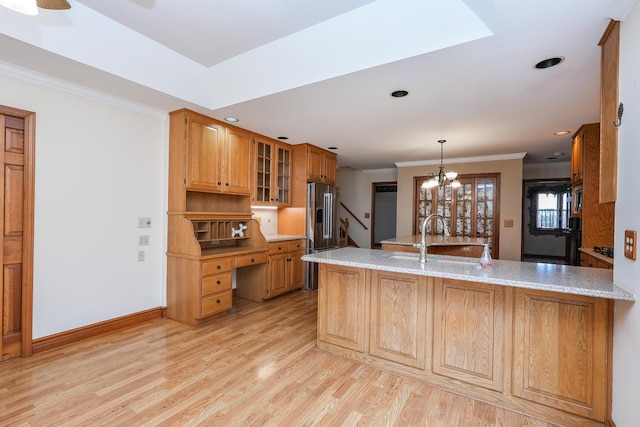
[216,280,221,285]
[216,299,221,304]
[251,258,255,263]
[217,265,221,270]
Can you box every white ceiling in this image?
[0,0,636,169]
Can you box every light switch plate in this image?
[624,230,637,260]
[138,217,151,228]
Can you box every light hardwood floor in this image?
[0,290,560,426]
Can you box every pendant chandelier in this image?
[422,139,461,189]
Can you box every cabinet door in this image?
[255,139,274,203]
[513,289,610,421]
[369,271,427,369]
[224,127,253,194]
[276,144,291,205]
[186,118,225,192]
[323,152,337,185]
[432,278,506,392]
[267,253,288,298]
[307,145,325,182]
[571,131,584,184]
[286,250,305,290]
[317,264,367,352]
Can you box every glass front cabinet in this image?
[255,139,291,206]
[414,174,499,258]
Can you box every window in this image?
[414,173,500,258]
[527,184,571,236]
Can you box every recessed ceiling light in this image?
[225,117,239,123]
[534,57,564,69]
[554,130,571,136]
[277,136,288,140]
[328,146,338,150]
[553,151,564,156]
[390,90,409,98]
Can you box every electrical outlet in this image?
[624,230,637,260]
[138,250,145,262]
[138,217,151,228]
[138,235,150,246]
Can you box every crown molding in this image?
[395,152,527,168]
[0,60,167,120]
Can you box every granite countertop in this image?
[302,247,634,301]
[381,235,486,247]
[264,234,307,242]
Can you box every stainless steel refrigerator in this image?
[306,182,340,289]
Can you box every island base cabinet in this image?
[317,264,368,352]
[369,271,428,369]
[432,278,509,392]
[513,289,611,422]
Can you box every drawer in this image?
[287,239,306,252]
[234,252,268,268]
[202,272,232,296]
[201,290,232,317]
[202,258,233,276]
[268,242,288,254]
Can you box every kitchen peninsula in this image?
[303,247,634,426]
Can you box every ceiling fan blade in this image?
[36,0,71,10]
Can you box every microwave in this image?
[571,185,583,216]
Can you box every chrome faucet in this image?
[413,214,451,263]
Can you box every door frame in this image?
[370,181,397,249]
[1,105,35,358]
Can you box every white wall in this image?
[337,167,397,248]
[612,5,640,426]
[0,71,168,339]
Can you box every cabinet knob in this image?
[217,265,221,270]
[216,280,221,285]
[251,258,254,263]
[225,182,230,186]
[216,299,221,304]
[278,247,282,250]
[217,181,222,185]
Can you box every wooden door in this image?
[432,278,507,391]
[224,127,252,195]
[267,253,287,298]
[286,250,305,290]
[186,117,224,192]
[0,106,35,360]
[369,271,427,369]
[317,264,367,352]
[513,288,610,421]
[306,146,325,182]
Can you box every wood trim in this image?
[340,201,368,230]
[32,307,164,354]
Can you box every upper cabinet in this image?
[254,136,291,206]
[571,130,584,184]
[598,20,620,203]
[178,110,253,196]
[293,143,337,185]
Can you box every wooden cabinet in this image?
[254,137,291,206]
[293,143,337,185]
[513,289,611,422]
[200,258,233,317]
[369,271,427,369]
[180,109,253,196]
[580,251,613,269]
[576,123,615,250]
[571,130,584,184]
[314,263,614,424]
[432,278,507,392]
[266,239,306,298]
[599,20,620,203]
[317,264,368,352]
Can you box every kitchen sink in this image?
[388,254,478,267]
